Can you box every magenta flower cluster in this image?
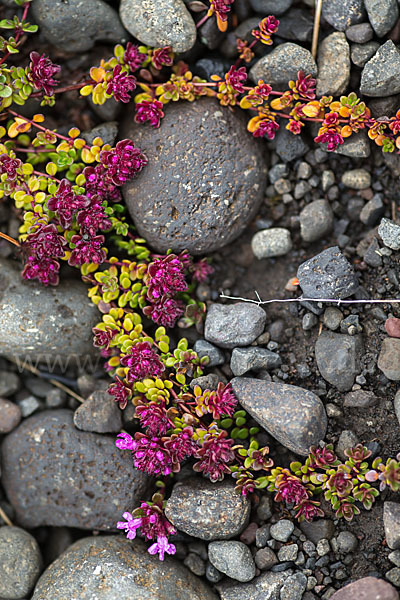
[143,254,188,328]
[120,341,165,383]
[29,51,60,96]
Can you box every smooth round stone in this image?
[120,0,196,53]
[378,338,400,380]
[330,576,399,600]
[1,410,151,530]
[208,541,256,582]
[165,478,250,540]
[346,23,374,43]
[73,390,122,433]
[385,318,400,338]
[251,228,292,258]
[31,0,126,52]
[0,398,21,433]
[322,0,366,32]
[299,199,333,242]
[341,168,371,189]
[0,258,98,361]
[316,33,350,97]
[250,43,317,91]
[121,99,266,255]
[32,536,217,600]
[0,526,42,599]
[248,0,292,15]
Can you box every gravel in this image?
[251,228,292,258]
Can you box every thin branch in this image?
[6,357,85,403]
[0,231,20,247]
[311,0,323,60]
[220,292,400,307]
[0,506,13,527]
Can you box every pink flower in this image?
[134,100,165,128]
[116,511,142,540]
[120,433,173,476]
[83,164,121,203]
[164,427,197,464]
[147,254,188,300]
[47,179,89,229]
[148,536,176,561]
[115,431,135,450]
[314,129,344,152]
[29,51,60,96]
[193,430,235,482]
[143,296,185,328]
[68,234,106,266]
[225,66,247,93]
[136,501,176,540]
[151,47,173,70]
[191,258,214,283]
[76,195,112,235]
[22,255,60,286]
[99,139,147,186]
[124,43,146,71]
[120,341,165,383]
[0,154,21,180]
[24,223,66,260]
[253,119,279,140]
[135,401,170,436]
[108,380,132,410]
[294,500,324,522]
[106,65,136,103]
[295,71,316,100]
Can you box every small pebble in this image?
[251,228,292,259]
[341,169,371,189]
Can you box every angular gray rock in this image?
[351,41,379,68]
[300,519,335,544]
[345,23,374,43]
[0,398,21,433]
[120,0,196,53]
[230,347,281,376]
[248,0,292,15]
[365,0,398,37]
[217,570,293,600]
[384,503,400,550]
[275,126,309,161]
[315,332,363,391]
[331,131,371,158]
[231,377,327,455]
[204,303,266,349]
[120,99,266,255]
[277,8,314,42]
[165,479,250,540]
[270,519,294,542]
[322,0,366,32]
[208,541,256,582]
[330,577,399,600]
[297,247,359,300]
[299,199,333,242]
[379,218,400,250]
[378,338,400,380]
[73,390,122,433]
[343,389,377,407]
[0,410,150,530]
[360,41,400,97]
[280,572,307,600]
[193,340,225,367]
[250,43,317,91]
[0,258,98,361]
[317,33,350,97]
[0,526,42,599]
[31,0,126,52]
[251,228,292,259]
[32,536,217,600]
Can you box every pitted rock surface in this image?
[231,377,327,455]
[32,536,217,600]
[0,258,98,361]
[165,478,250,540]
[120,99,267,255]
[0,410,150,530]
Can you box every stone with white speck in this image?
[251,228,292,259]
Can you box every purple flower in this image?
[143,296,185,328]
[124,43,146,71]
[151,47,173,70]
[106,65,137,103]
[0,153,21,180]
[147,254,188,300]
[207,382,238,419]
[116,431,135,450]
[135,401,170,436]
[120,341,165,383]
[164,427,197,464]
[134,100,165,128]
[148,536,176,561]
[116,511,142,540]
[47,179,89,229]
[83,164,121,203]
[193,430,235,482]
[253,119,279,140]
[76,195,112,236]
[93,325,117,351]
[68,234,106,266]
[22,255,60,286]
[108,379,132,410]
[99,139,147,186]
[121,432,173,476]
[24,223,66,260]
[29,51,60,96]
[136,501,176,540]
[191,258,213,283]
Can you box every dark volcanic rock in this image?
[364,0,398,38]
[0,258,98,361]
[360,41,400,97]
[204,303,266,349]
[315,332,363,391]
[0,410,150,530]
[32,536,217,600]
[322,0,366,32]
[297,246,359,299]
[165,478,250,540]
[121,99,266,255]
[31,0,126,52]
[73,390,122,433]
[250,43,317,91]
[231,377,327,455]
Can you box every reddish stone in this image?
[330,577,399,600]
[385,317,400,338]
